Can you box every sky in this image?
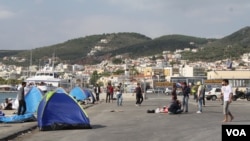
[0,0,249,50]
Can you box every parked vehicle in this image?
[165,87,173,95]
[232,90,245,101]
[154,88,165,93]
[146,88,165,94]
[176,88,183,95]
[246,92,250,101]
[146,89,154,93]
[205,87,222,101]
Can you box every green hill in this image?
[182,26,250,61]
[1,26,250,66]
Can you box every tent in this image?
[69,86,88,101]
[83,89,96,103]
[70,87,96,104]
[55,87,67,93]
[37,90,91,131]
[12,86,43,114]
[0,113,36,123]
[25,86,43,114]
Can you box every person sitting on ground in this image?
[168,95,183,114]
[0,98,13,110]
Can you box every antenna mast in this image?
[29,49,32,77]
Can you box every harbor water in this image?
[0,92,17,103]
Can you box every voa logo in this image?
[226,129,246,136]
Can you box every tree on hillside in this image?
[112,58,123,64]
[89,70,100,85]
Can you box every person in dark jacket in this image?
[4,98,13,110]
[182,82,190,113]
[17,82,27,115]
[94,83,101,102]
[168,95,183,114]
[135,83,143,106]
[171,83,177,98]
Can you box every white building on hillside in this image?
[179,65,206,77]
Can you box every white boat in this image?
[25,64,70,91]
[0,85,17,93]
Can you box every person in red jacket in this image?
[106,82,114,103]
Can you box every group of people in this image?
[94,82,144,107]
[177,79,234,122]
[94,79,234,122]
[94,82,124,106]
[147,82,183,114]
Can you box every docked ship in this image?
[0,85,17,93]
[25,64,70,92]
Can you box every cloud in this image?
[0,9,14,19]
[106,0,166,12]
[0,0,250,50]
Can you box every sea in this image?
[0,92,17,104]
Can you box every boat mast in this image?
[29,49,32,77]
[52,50,55,71]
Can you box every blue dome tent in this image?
[37,90,91,131]
[82,89,96,103]
[25,86,43,114]
[55,87,67,93]
[69,86,88,101]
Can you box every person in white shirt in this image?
[94,84,101,102]
[221,79,234,122]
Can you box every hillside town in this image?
[1,39,250,93]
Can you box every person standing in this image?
[182,82,190,113]
[116,83,124,106]
[94,83,101,102]
[221,79,234,122]
[196,81,205,113]
[17,82,27,115]
[106,82,113,103]
[191,83,198,102]
[135,83,143,106]
[202,85,206,107]
[171,83,177,98]
[110,84,114,103]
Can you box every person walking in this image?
[220,83,224,105]
[94,83,101,102]
[221,79,234,122]
[116,83,124,106]
[135,83,143,106]
[181,82,190,113]
[17,82,27,115]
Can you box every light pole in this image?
[143,78,147,100]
